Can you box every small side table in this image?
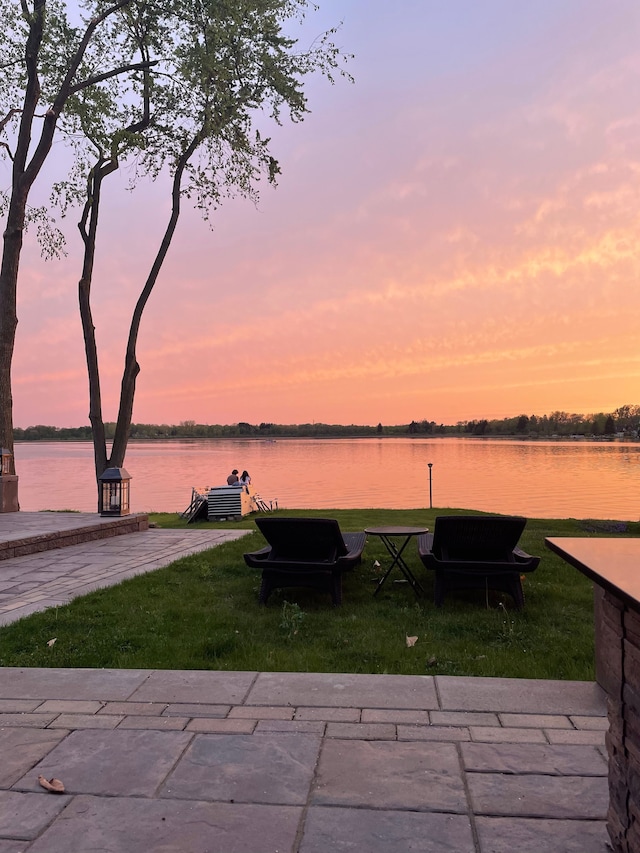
[365,526,427,597]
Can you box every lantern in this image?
[0,448,12,476]
[98,467,131,516]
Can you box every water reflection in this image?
[14,438,640,520]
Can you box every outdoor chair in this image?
[243,517,367,606]
[417,515,540,609]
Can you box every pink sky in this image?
[9,0,640,428]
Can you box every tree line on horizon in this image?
[12,404,640,442]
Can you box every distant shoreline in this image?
[14,434,637,443]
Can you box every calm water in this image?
[12,437,640,520]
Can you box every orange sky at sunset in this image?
[8,0,640,428]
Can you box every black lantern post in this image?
[427,462,433,509]
[98,467,131,516]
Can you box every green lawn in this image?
[1,508,636,679]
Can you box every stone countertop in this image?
[546,537,640,610]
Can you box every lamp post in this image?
[427,463,433,509]
[98,467,131,516]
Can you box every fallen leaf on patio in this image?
[406,635,418,647]
[38,775,65,794]
[47,638,57,647]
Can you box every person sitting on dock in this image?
[227,469,239,485]
[239,470,252,488]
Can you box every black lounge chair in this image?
[243,517,367,606]
[417,515,540,609]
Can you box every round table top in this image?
[364,526,428,536]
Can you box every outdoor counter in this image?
[546,537,640,853]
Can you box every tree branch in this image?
[0,141,14,161]
[69,59,159,95]
[22,0,134,187]
[0,109,20,133]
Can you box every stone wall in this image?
[599,589,640,852]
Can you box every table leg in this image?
[373,535,424,597]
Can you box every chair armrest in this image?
[243,545,271,568]
[342,531,367,558]
[513,547,540,571]
[417,532,434,559]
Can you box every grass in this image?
[1,508,637,679]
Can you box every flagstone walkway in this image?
[0,514,249,625]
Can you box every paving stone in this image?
[164,703,230,718]
[97,702,167,716]
[569,715,610,731]
[461,743,608,775]
[361,709,430,724]
[0,667,148,701]
[546,729,607,746]
[436,677,607,716]
[118,715,188,731]
[161,732,321,805]
[0,840,28,852]
[499,713,573,729]
[397,725,471,742]
[48,714,123,729]
[295,707,361,722]
[0,728,67,788]
[300,806,475,852]
[25,795,301,853]
[325,722,396,740]
[430,711,499,727]
[475,815,610,852]
[129,670,257,705]
[0,790,70,839]
[312,739,467,812]
[0,714,57,728]
[469,726,547,743]
[255,720,326,734]
[185,718,255,733]
[14,729,193,797]
[229,705,293,720]
[0,700,41,713]
[36,700,105,715]
[247,672,438,709]
[467,773,608,819]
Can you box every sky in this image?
[7,0,640,428]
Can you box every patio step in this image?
[0,512,149,561]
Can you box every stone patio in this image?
[0,668,610,853]
[0,513,612,852]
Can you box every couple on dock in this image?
[227,469,251,488]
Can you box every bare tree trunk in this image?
[0,0,143,483]
[78,159,117,483]
[110,133,201,469]
[0,0,46,472]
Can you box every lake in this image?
[12,437,640,521]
